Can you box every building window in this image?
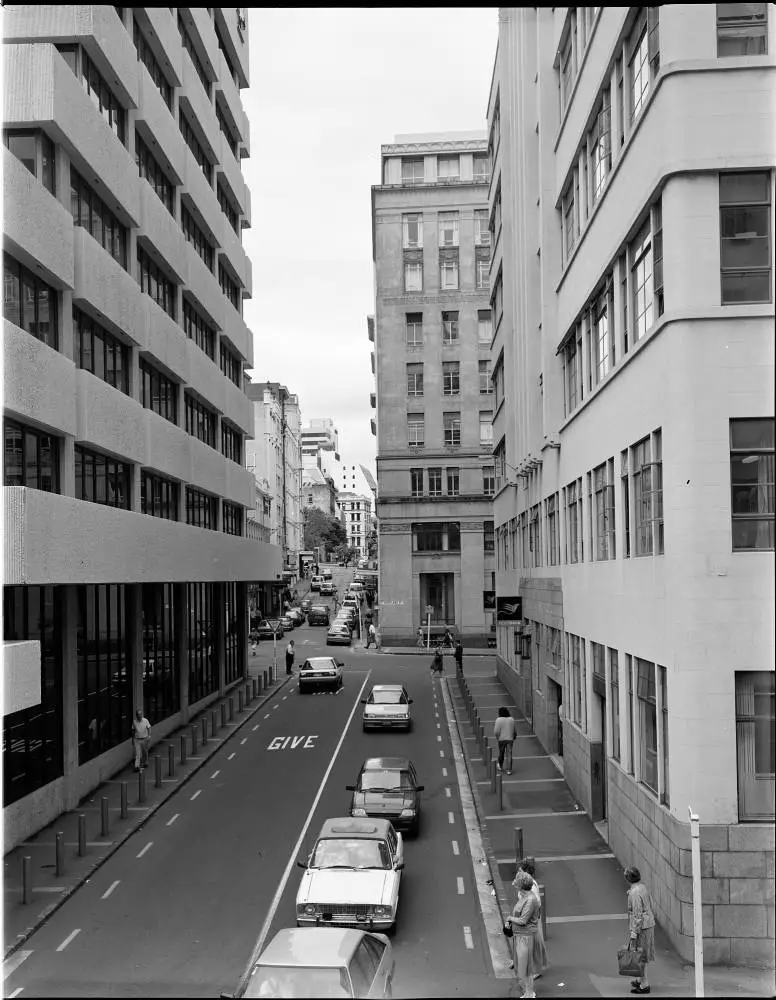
[474,208,490,247]
[219,262,241,312]
[407,363,424,397]
[636,658,658,794]
[735,671,775,821]
[546,493,559,565]
[216,101,239,158]
[140,358,178,424]
[182,204,215,272]
[483,465,495,497]
[75,446,131,509]
[412,522,461,553]
[479,411,493,447]
[484,520,495,554]
[564,334,579,415]
[593,279,614,383]
[562,178,578,261]
[178,12,211,96]
[529,505,542,567]
[2,253,59,349]
[220,342,242,386]
[222,501,243,536]
[478,309,492,345]
[2,586,63,805]
[4,419,59,492]
[406,313,423,346]
[720,172,772,305]
[717,3,768,56]
[141,470,179,520]
[76,584,131,764]
[438,212,459,247]
[182,299,216,360]
[569,633,584,726]
[590,91,611,205]
[444,412,461,447]
[473,153,489,182]
[630,218,654,343]
[224,583,242,685]
[179,109,213,184]
[428,467,442,497]
[437,155,460,181]
[621,449,631,558]
[632,430,663,556]
[410,468,423,498]
[408,413,424,448]
[404,262,423,293]
[592,459,616,560]
[730,418,775,550]
[446,467,459,497]
[479,359,493,394]
[137,246,176,319]
[402,213,423,249]
[221,423,242,464]
[440,260,459,290]
[57,46,126,144]
[610,649,621,762]
[491,270,503,327]
[217,182,240,234]
[401,158,424,185]
[3,128,55,194]
[73,307,129,394]
[70,167,127,269]
[475,258,490,290]
[565,479,582,563]
[141,583,179,725]
[187,583,217,705]
[442,361,460,396]
[559,13,577,112]
[133,18,173,109]
[186,486,218,529]
[494,440,506,493]
[185,393,217,449]
[442,311,459,344]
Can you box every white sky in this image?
[242,7,499,477]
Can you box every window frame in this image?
[4,419,60,493]
[2,252,59,350]
[427,467,442,498]
[140,357,178,424]
[73,306,130,394]
[402,213,423,249]
[717,3,768,56]
[719,171,772,306]
[442,361,460,396]
[442,311,459,345]
[730,417,775,551]
[75,445,131,509]
[404,261,423,293]
[141,469,179,520]
[407,413,425,448]
[443,412,461,448]
[405,312,423,346]
[406,362,424,398]
[3,128,56,194]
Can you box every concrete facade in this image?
[301,417,339,463]
[372,132,496,644]
[489,6,775,966]
[2,7,282,849]
[302,465,337,517]
[336,492,373,558]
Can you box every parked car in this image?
[227,927,395,999]
[310,576,324,592]
[296,818,404,932]
[361,685,413,733]
[298,656,343,694]
[252,619,281,640]
[307,605,331,626]
[287,607,305,625]
[327,623,352,647]
[300,597,313,614]
[347,758,424,837]
[319,581,336,596]
[281,615,295,632]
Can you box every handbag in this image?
[617,939,646,977]
[502,919,513,938]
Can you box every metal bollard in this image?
[21,856,32,904]
[497,772,504,811]
[229,696,234,721]
[490,757,498,793]
[154,754,162,789]
[121,782,128,819]
[138,767,147,803]
[191,725,198,755]
[246,682,252,704]
[212,708,218,734]
[101,796,110,837]
[539,883,547,939]
[253,677,259,698]
[514,826,524,866]
[55,831,64,877]
[201,716,208,745]
[168,743,175,778]
[78,814,87,856]
[221,702,227,729]
[263,669,268,690]
[180,734,187,766]
[238,688,244,713]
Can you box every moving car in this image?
[287,607,305,624]
[347,758,424,837]
[300,597,313,614]
[307,605,331,626]
[361,685,413,733]
[298,656,343,693]
[327,622,352,646]
[319,581,336,596]
[322,567,333,580]
[310,575,324,592]
[296,818,404,932]
[229,927,395,999]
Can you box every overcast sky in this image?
[242,8,499,477]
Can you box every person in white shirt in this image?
[132,709,151,772]
[366,623,377,648]
[285,639,295,675]
[494,706,517,774]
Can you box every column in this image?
[216,581,226,694]
[238,582,249,679]
[175,582,190,722]
[126,584,144,714]
[60,585,81,810]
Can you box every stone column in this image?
[175,582,190,722]
[215,581,226,694]
[60,584,81,811]
[126,584,144,715]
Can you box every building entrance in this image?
[547,678,563,757]
[419,573,455,625]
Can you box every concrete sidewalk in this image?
[3,649,293,963]
[445,657,774,998]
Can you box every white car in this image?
[296,818,404,932]
[362,685,413,732]
[298,657,344,693]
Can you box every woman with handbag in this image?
[624,865,655,994]
[505,870,545,999]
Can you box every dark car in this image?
[307,605,330,626]
[347,757,424,836]
[327,622,352,646]
[300,597,313,614]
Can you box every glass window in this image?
[473,153,489,182]
[443,412,461,447]
[562,178,578,260]
[437,155,460,181]
[179,109,213,184]
[412,522,461,553]
[183,299,216,359]
[224,582,242,684]
[440,260,459,290]
[479,359,492,394]
[141,470,179,520]
[4,419,60,493]
[730,418,775,550]
[221,423,242,464]
[590,92,611,204]
[428,467,442,497]
[442,311,459,344]
[222,502,243,536]
[2,253,59,350]
[402,213,423,249]
[187,582,218,705]
[593,279,614,383]
[565,479,582,563]
[717,3,768,56]
[610,649,621,762]
[186,486,218,530]
[220,342,242,385]
[410,468,423,498]
[636,658,658,794]
[408,413,424,447]
[137,246,176,319]
[178,12,211,95]
[546,493,559,565]
[136,132,175,213]
[630,218,653,342]
[75,446,131,509]
[630,15,650,121]
[404,262,423,293]
[593,459,616,560]
[476,257,490,290]
[218,262,241,311]
[62,47,126,144]
[217,182,239,234]
[442,361,460,396]
[735,671,775,820]
[133,18,173,108]
[141,583,179,725]
[401,158,424,185]
[407,363,424,397]
[74,307,129,394]
[564,333,579,415]
[446,467,459,497]
[140,358,178,424]
[474,208,490,246]
[632,431,663,556]
[185,393,217,449]
[438,212,459,247]
[4,129,56,195]
[478,309,492,345]
[483,465,495,497]
[479,411,493,446]
[406,313,423,346]
[720,172,772,305]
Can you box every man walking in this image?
[285,638,295,675]
[494,706,517,775]
[366,622,377,649]
[454,639,464,674]
[132,708,151,772]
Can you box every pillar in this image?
[60,585,80,809]
[175,582,190,723]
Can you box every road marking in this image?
[485,810,587,820]
[8,989,24,998]
[442,767,448,777]
[463,926,474,949]
[437,735,442,742]
[437,723,441,729]
[3,950,33,979]
[457,877,465,895]
[56,929,80,952]
[547,913,628,924]
[190,790,201,801]
[445,787,452,798]
[166,814,180,827]
[448,811,455,824]
[211,770,221,779]
[283,695,288,701]
[101,881,120,900]
[273,705,280,711]
[252,724,260,731]
[241,673,372,984]
[264,714,270,719]
[439,750,444,758]
[136,842,153,858]
[452,840,460,855]
[228,753,236,760]
[240,738,248,745]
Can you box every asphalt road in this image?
[4,584,497,998]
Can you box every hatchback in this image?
[347,758,424,837]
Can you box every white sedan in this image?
[298,657,344,693]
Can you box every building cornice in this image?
[382,139,487,155]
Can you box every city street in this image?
[3,608,501,998]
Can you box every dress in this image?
[510,892,546,979]
[627,882,656,963]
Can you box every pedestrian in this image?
[366,622,377,648]
[506,870,544,998]
[443,627,453,648]
[430,646,443,678]
[131,708,151,772]
[285,638,295,675]
[454,639,464,673]
[416,626,424,648]
[515,858,548,978]
[375,627,381,651]
[624,866,655,995]
[494,706,517,774]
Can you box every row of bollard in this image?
[21,670,273,903]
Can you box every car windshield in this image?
[369,691,405,705]
[311,838,391,869]
[244,966,350,998]
[361,770,412,791]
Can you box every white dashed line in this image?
[439,750,444,757]
[166,814,180,827]
[273,705,280,711]
[436,723,441,729]
[101,881,120,899]
[463,926,474,949]
[228,753,236,760]
[452,840,460,855]
[445,787,452,798]
[240,738,248,745]
[211,770,221,779]
[56,929,80,952]
[442,767,448,777]
[190,790,201,801]
[136,843,153,859]
[252,724,260,731]
[3,951,32,979]
[283,695,288,700]
[437,735,442,742]
[8,988,24,998]
[448,811,455,825]
[457,877,465,895]
[264,714,270,719]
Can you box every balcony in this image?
[74,369,145,464]
[180,146,222,251]
[215,48,249,147]
[367,316,375,342]
[217,130,248,216]
[73,228,144,347]
[3,320,77,437]
[136,64,184,185]
[141,7,182,86]
[370,419,377,437]
[179,48,220,166]
[137,181,187,283]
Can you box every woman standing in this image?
[624,866,656,995]
[506,870,544,998]
[430,646,444,678]
[516,858,548,977]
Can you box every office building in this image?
[301,417,339,463]
[2,7,282,848]
[303,465,337,516]
[335,492,373,559]
[489,6,774,965]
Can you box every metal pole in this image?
[221,702,227,729]
[212,708,218,734]
[191,724,198,755]
[120,782,128,819]
[239,688,244,713]
[246,682,251,704]
[689,806,705,997]
[154,754,162,788]
[273,628,277,680]
[514,826,524,866]
[229,696,234,721]
[21,856,32,904]
[168,743,175,777]
[138,768,146,803]
[490,757,498,793]
[263,669,268,690]
[539,882,547,940]
[101,796,109,837]
[78,814,87,856]
[253,677,258,698]
[180,734,187,766]
[497,773,504,811]
[201,715,208,745]
[55,831,64,877]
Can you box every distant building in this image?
[336,492,373,558]
[303,465,337,516]
[301,417,339,463]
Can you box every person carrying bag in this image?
[618,865,655,994]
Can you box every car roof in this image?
[370,685,405,693]
[258,927,363,967]
[363,757,412,771]
[305,657,337,666]
[318,817,393,839]
[310,605,328,611]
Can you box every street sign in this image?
[496,596,523,621]
[266,619,283,635]
[425,605,434,614]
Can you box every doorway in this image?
[419,573,455,624]
[547,678,563,757]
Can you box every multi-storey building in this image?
[489,6,774,966]
[301,417,339,463]
[303,465,337,516]
[2,7,282,848]
[335,492,373,558]
[372,132,495,644]
[245,381,303,581]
